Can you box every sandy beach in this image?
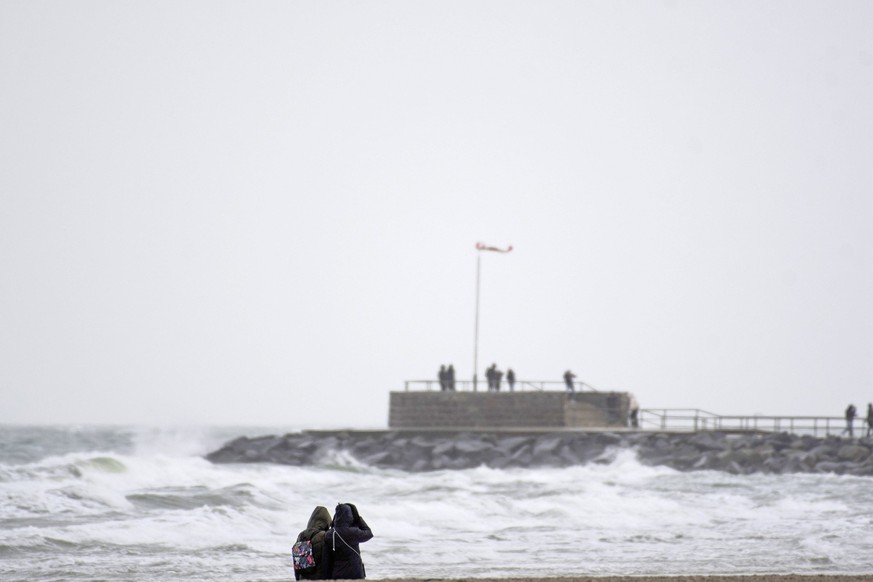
[380,576,873,582]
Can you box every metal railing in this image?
[397,386,867,437]
[403,379,600,392]
[639,408,868,437]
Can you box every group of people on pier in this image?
[484,363,515,391]
[437,366,587,393]
[843,403,873,438]
[433,365,641,428]
[437,364,456,391]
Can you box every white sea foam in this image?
[1,426,873,581]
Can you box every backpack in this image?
[292,539,316,573]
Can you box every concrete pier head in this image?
[388,390,631,429]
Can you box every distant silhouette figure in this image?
[506,368,515,392]
[494,368,503,392]
[843,404,857,438]
[629,394,640,429]
[866,403,873,438]
[486,364,497,391]
[563,370,577,393]
[438,365,448,391]
[447,365,456,391]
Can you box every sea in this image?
[1,425,872,582]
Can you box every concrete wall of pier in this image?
[388,391,631,429]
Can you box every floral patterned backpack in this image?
[292,539,316,573]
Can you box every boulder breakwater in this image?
[205,430,873,476]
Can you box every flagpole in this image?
[473,251,481,392]
[472,242,512,393]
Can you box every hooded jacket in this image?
[296,506,332,580]
[324,503,373,579]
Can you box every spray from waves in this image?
[0,444,301,569]
[127,425,296,459]
[0,425,136,465]
[0,424,312,525]
[0,424,306,466]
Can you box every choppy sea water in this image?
[1,425,872,581]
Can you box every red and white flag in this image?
[476,242,513,253]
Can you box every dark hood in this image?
[302,506,331,538]
[332,503,354,528]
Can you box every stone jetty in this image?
[205,430,873,476]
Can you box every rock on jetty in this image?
[205,430,873,476]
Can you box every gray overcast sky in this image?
[2,1,872,428]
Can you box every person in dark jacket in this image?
[563,369,577,392]
[867,403,873,438]
[295,506,332,580]
[438,365,448,391]
[843,404,857,438]
[486,363,497,391]
[324,503,373,579]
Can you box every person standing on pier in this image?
[843,404,857,438]
[447,365,456,391]
[438,365,448,391]
[629,394,640,429]
[563,370,577,393]
[486,364,497,391]
[506,368,515,392]
[866,403,873,437]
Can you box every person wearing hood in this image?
[295,506,331,580]
[324,503,373,579]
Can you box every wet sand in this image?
[379,576,873,582]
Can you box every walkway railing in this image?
[639,408,866,437]
[403,379,600,392]
[397,387,866,437]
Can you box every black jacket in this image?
[324,504,373,579]
[296,506,331,580]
